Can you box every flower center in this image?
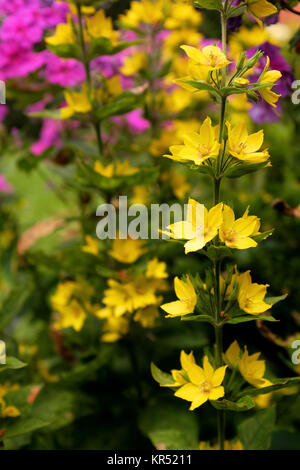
[200,381,212,394]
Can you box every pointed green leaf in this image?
[227,314,278,324]
[210,395,255,412]
[151,363,175,386]
[238,406,276,450]
[0,357,27,373]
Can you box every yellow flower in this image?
[97,75,123,104]
[237,270,271,315]
[96,307,130,342]
[60,86,92,119]
[164,117,220,165]
[102,277,158,317]
[169,169,191,200]
[94,161,114,178]
[0,382,20,398]
[219,205,260,250]
[109,238,145,264]
[120,52,147,76]
[161,276,197,318]
[162,350,196,388]
[51,281,95,332]
[94,160,138,178]
[223,340,241,368]
[247,0,277,27]
[180,44,230,71]
[68,3,95,16]
[226,121,269,163]
[165,2,202,29]
[225,440,243,450]
[131,185,149,205]
[257,56,282,107]
[36,361,59,383]
[238,346,268,387]
[0,398,21,418]
[175,355,227,410]
[82,235,99,256]
[119,0,165,28]
[134,305,160,328]
[46,17,74,45]
[165,199,223,254]
[115,160,138,176]
[146,258,168,279]
[86,9,119,44]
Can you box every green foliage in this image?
[238,407,276,450]
[139,402,199,450]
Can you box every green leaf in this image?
[89,38,141,60]
[264,294,288,306]
[238,407,276,450]
[181,314,215,325]
[227,4,247,17]
[0,357,27,373]
[194,0,222,10]
[184,80,218,93]
[252,229,273,242]
[139,402,199,450]
[28,109,63,120]
[205,245,232,261]
[3,417,51,439]
[210,395,255,412]
[0,278,34,330]
[151,363,175,386]
[224,161,268,178]
[237,377,300,398]
[95,91,144,121]
[48,43,82,60]
[227,314,278,324]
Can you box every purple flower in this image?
[111,109,150,134]
[246,42,294,122]
[31,119,63,156]
[249,99,282,123]
[0,42,45,80]
[0,0,35,15]
[0,174,13,193]
[0,11,44,47]
[227,16,242,33]
[43,51,85,87]
[264,14,278,26]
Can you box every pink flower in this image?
[43,51,85,87]
[0,43,45,80]
[0,174,13,193]
[0,11,44,47]
[111,109,150,135]
[31,119,63,156]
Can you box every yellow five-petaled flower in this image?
[174,355,227,410]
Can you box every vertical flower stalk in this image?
[152,0,293,452]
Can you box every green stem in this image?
[76,5,91,90]
[76,5,103,158]
[213,177,221,206]
[217,408,225,450]
[213,7,229,451]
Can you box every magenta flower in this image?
[31,119,63,156]
[111,109,150,135]
[0,174,13,193]
[0,11,44,47]
[43,51,85,87]
[0,43,45,80]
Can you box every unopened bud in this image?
[245,50,263,70]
